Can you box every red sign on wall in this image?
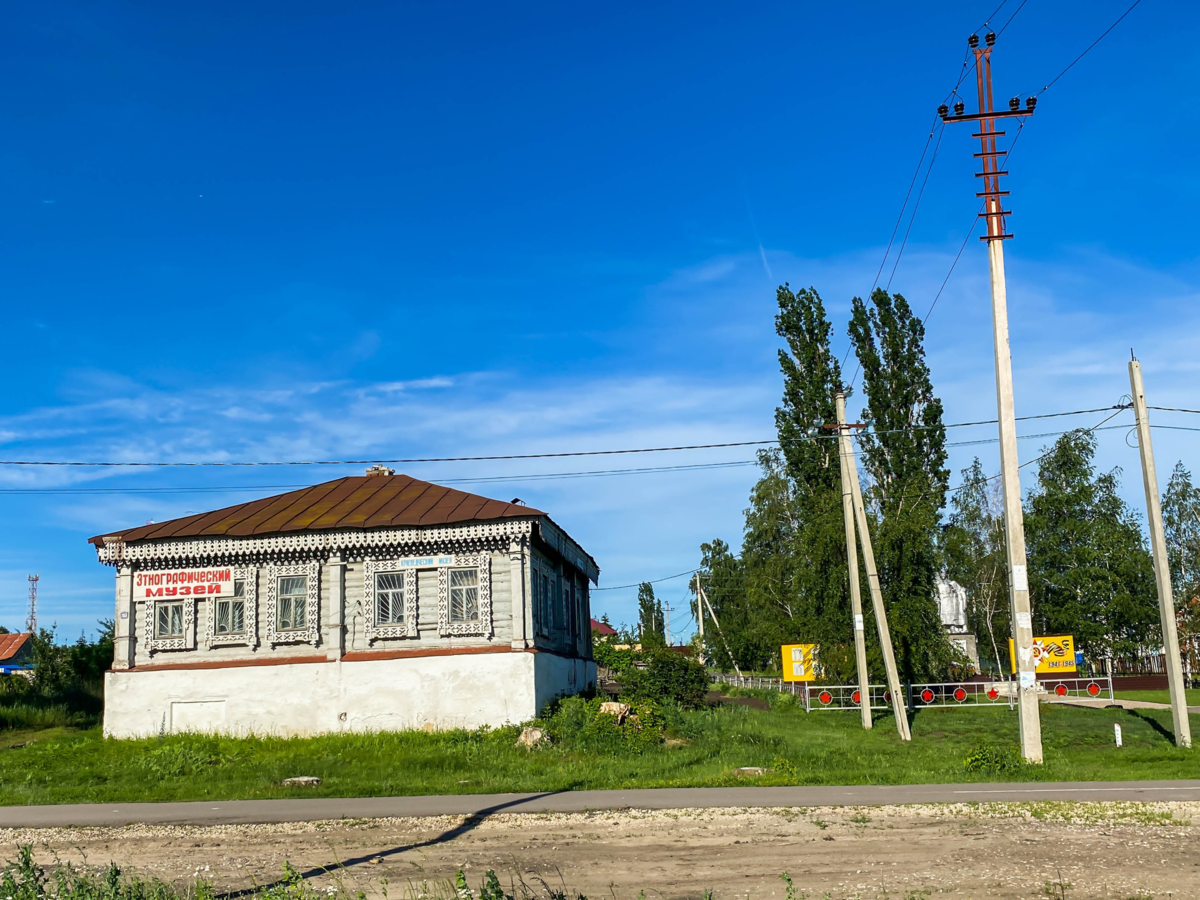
[133,568,235,600]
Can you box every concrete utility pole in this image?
[835,390,873,730]
[1128,357,1192,748]
[695,574,706,664]
[699,582,742,677]
[942,31,1042,763]
[842,435,912,741]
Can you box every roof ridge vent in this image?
[365,464,395,477]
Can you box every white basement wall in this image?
[105,651,595,738]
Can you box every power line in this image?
[604,403,1137,600]
[0,404,1143,469]
[886,122,946,292]
[1034,0,1143,97]
[1149,405,1200,416]
[0,460,760,494]
[592,568,700,591]
[3,412,1172,499]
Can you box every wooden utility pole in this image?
[1128,357,1192,748]
[835,390,873,730]
[942,31,1042,762]
[836,405,911,741]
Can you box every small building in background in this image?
[0,632,34,676]
[936,579,980,671]
[590,617,617,638]
[91,469,598,737]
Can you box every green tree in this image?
[752,284,861,679]
[637,582,665,647]
[942,458,1010,674]
[693,538,749,671]
[1024,430,1158,658]
[771,286,849,654]
[1161,462,1200,673]
[848,288,953,681]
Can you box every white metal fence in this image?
[710,672,1114,710]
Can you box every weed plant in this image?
[0,846,586,900]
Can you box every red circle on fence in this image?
[986,687,999,700]
[883,691,892,703]
[953,687,968,702]
[851,690,862,704]
[1054,683,1068,697]
[920,688,935,703]
[1087,682,1101,697]
[818,690,833,705]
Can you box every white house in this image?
[91,467,598,737]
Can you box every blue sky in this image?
[1,1,1197,639]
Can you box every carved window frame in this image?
[437,554,491,637]
[144,596,195,654]
[265,561,320,646]
[204,567,259,649]
[362,560,419,642]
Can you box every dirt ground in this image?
[4,802,1199,900]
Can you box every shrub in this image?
[964,742,1026,774]
[539,695,664,753]
[591,638,635,674]
[619,650,709,709]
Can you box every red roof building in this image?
[590,618,617,637]
[0,632,33,673]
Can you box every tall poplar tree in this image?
[848,288,952,681]
[637,582,665,647]
[767,285,860,679]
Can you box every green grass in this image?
[1,694,1197,807]
[1114,688,1200,706]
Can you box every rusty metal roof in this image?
[89,474,546,546]
[0,632,32,662]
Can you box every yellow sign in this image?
[781,643,817,682]
[1009,635,1076,674]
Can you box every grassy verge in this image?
[2,691,1197,806]
[1114,688,1200,706]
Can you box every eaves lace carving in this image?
[95,520,534,568]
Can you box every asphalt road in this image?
[5,780,1200,828]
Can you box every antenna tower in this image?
[26,574,39,634]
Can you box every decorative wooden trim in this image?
[144,596,195,655]
[265,561,320,647]
[437,555,491,637]
[203,566,259,650]
[95,520,534,567]
[342,644,513,662]
[362,560,419,642]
